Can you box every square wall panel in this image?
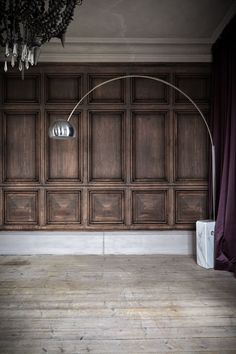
[175,190,208,223]
[3,111,40,182]
[46,191,81,224]
[89,190,124,224]
[132,190,167,224]
[45,75,81,103]
[4,191,38,224]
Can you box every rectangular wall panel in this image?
[131,74,169,104]
[4,75,40,104]
[4,191,38,224]
[45,75,81,103]
[174,111,208,181]
[3,112,39,182]
[174,74,210,104]
[88,111,125,182]
[46,112,81,181]
[131,111,167,182]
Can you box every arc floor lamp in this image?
[48,75,216,221]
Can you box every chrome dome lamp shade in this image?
[48,120,76,139]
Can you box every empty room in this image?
[0,1,236,353]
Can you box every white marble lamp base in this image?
[196,220,215,269]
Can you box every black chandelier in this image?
[0,0,82,76]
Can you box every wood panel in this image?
[175,190,208,223]
[46,112,81,182]
[131,74,169,104]
[88,111,125,182]
[3,74,40,104]
[0,64,211,230]
[3,112,40,182]
[174,111,208,181]
[45,74,81,103]
[89,190,124,224]
[88,74,125,104]
[131,111,167,182]
[4,191,38,224]
[174,74,210,104]
[46,191,81,224]
[132,190,167,224]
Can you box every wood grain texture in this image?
[45,74,81,103]
[46,191,81,224]
[88,74,125,104]
[89,190,124,224]
[88,111,125,182]
[46,112,81,181]
[0,255,235,353]
[3,111,40,182]
[3,74,40,104]
[4,191,38,224]
[131,111,167,182]
[0,64,211,230]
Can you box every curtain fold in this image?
[211,15,236,272]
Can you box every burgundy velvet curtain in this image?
[211,15,236,272]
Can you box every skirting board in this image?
[0,231,195,255]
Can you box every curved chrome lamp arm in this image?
[49,74,216,220]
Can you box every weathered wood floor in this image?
[0,255,236,354]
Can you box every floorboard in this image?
[0,255,236,354]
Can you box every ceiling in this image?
[1,0,235,63]
[67,0,235,40]
[40,0,236,63]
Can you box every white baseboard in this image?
[0,231,195,255]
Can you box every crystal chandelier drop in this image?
[0,0,82,77]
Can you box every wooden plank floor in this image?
[0,255,236,354]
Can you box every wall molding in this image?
[38,37,212,63]
[0,231,195,255]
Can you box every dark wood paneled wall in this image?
[0,63,211,230]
